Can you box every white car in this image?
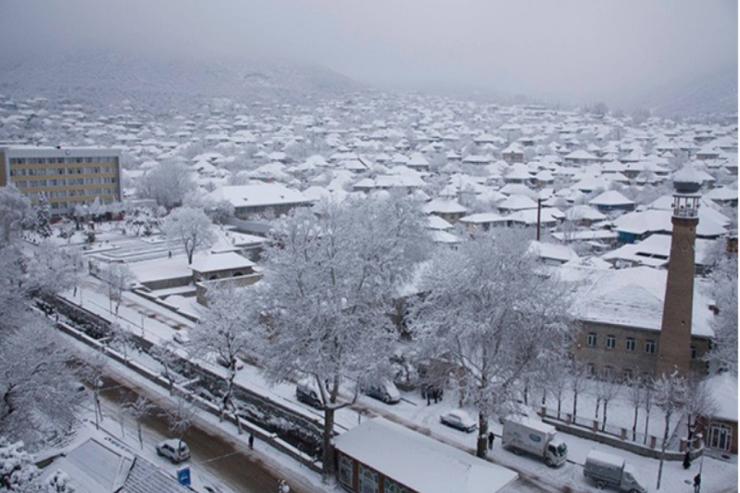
[173,330,191,344]
[156,439,191,463]
[440,409,477,433]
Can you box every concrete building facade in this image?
[0,146,121,215]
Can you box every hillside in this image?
[0,50,363,111]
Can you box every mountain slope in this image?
[0,50,363,109]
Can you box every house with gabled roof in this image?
[588,190,636,213]
[207,183,312,219]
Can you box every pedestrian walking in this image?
[433,388,439,404]
[693,473,701,493]
[249,432,254,450]
[683,450,692,470]
[488,431,495,450]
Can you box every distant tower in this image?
[656,164,702,376]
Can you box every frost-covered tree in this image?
[150,341,183,395]
[25,240,82,299]
[411,229,573,458]
[109,320,137,363]
[163,394,198,453]
[593,374,621,432]
[626,376,646,441]
[191,286,253,430]
[161,207,216,265]
[33,193,52,239]
[0,439,43,492]
[0,185,32,244]
[569,359,591,420]
[683,372,718,441]
[257,194,430,481]
[138,162,196,210]
[0,321,83,448]
[45,469,74,493]
[654,371,686,490]
[705,252,738,374]
[97,263,135,314]
[125,396,155,449]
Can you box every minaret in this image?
[656,163,702,376]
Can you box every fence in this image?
[540,405,691,460]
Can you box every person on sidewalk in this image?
[249,432,254,450]
[488,431,495,450]
[693,473,701,493]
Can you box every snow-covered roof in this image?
[571,266,715,336]
[334,417,518,493]
[588,190,635,207]
[207,183,312,209]
[190,251,255,273]
[423,198,467,215]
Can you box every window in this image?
[606,335,616,349]
[586,363,595,377]
[645,339,656,354]
[338,454,353,486]
[384,478,409,493]
[358,464,379,493]
[691,345,697,359]
[626,337,636,352]
[708,424,732,452]
[587,333,597,347]
[603,366,614,379]
[623,369,633,382]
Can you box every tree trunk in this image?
[632,406,639,441]
[476,411,489,458]
[656,412,672,490]
[572,391,578,420]
[602,400,609,431]
[322,407,336,483]
[594,397,600,420]
[137,422,143,449]
[643,407,651,445]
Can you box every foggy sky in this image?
[0,0,736,103]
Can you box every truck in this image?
[583,450,647,493]
[501,417,568,467]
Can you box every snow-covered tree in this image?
[25,240,82,299]
[138,162,196,210]
[705,252,738,374]
[593,374,621,432]
[163,394,198,453]
[626,376,646,441]
[0,322,83,448]
[150,341,183,395]
[411,229,573,458]
[683,372,718,441]
[569,359,591,420]
[654,371,686,490]
[109,320,137,363]
[97,263,135,314]
[257,194,431,481]
[161,207,216,265]
[191,285,253,430]
[124,396,155,449]
[0,186,32,244]
[0,439,43,492]
[33,194,52,239]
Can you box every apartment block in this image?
[0,146,121,215]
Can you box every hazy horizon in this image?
[0,0,736,106]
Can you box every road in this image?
[95,374,321,493]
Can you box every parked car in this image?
[363,380,401,404]
[296,379,324,410]
[440,409,477,433]
[156,439,191,464]
[173,330,191,344]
